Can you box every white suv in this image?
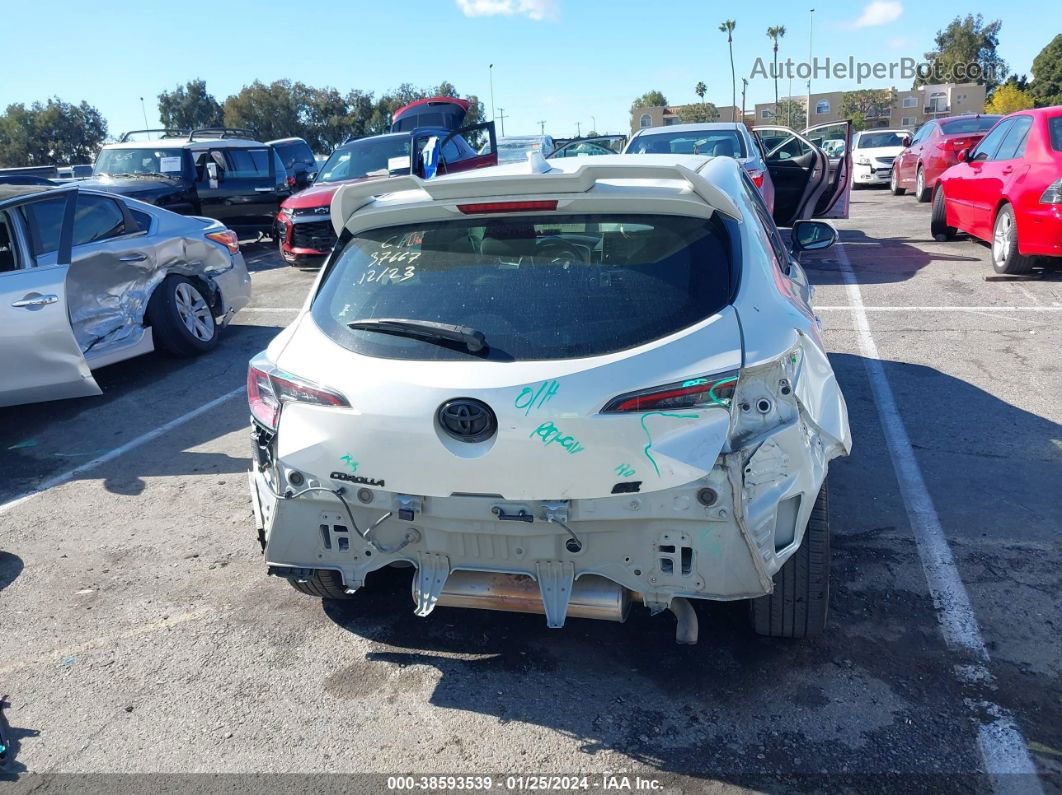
[246,154,851,643]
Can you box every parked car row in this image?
[874,107,1062,275]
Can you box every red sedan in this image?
[891,114,1001,202]
[931,106,1062,274]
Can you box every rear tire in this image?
[931,185,957,242]
[915,166,931,202]
[889,167,905,196]
[991,204,1035,275]
[146,275,219,357]
[749,482,830,638]
[288,570,354,599]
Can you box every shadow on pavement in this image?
[0,551,22,593]
[803,228,982,286]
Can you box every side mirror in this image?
[957,148,969,163]
[901,135,912,147]
[791,220,837,253]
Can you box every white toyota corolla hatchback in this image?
[246,153,851,643]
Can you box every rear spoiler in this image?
[331,159,742,235]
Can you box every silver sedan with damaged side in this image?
[0,185,251,407]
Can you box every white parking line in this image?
[836,244,1042,789]
[816,305,1062,311]
[0,386,245,516]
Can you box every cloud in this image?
[455,0,558,20]
[848,0,903,27]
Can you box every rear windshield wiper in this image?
[347,318,487,353]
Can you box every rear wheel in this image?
[915,166,931,202]
[749,482,830,638]
[889,167,905,196]
[991,204,1035,275]
[931,185,957,242]
[288,569,354,599]
[146,275,218,357]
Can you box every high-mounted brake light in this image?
[457,200,558,215]
[602,371,740,414]
[206,229,240,254]
[247,363,350,431]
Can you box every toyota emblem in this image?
[437,398,497,443]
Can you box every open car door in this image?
[0,187,102,407]
[803,120,853,219]
[412,122,498,178]
[753,120,853,226]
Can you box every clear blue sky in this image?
[2,0,1053,141]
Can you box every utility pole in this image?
[788,74,793,127]
[591,115,596,134]
[489,64,496,121]
[741,79,748,124]
[537,120,546,135]
[496,108,508,137]
[139,96,149,128]
[806,9,814,126]
[576,121,581,137]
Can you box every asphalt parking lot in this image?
[1,188,1060,792]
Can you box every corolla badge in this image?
[437,398,497,443]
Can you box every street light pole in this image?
[591,115,596,134]
[741,79,748,123]
[806,8,814,125]
[576,121,581,137]
[139,96,149,128]
[489,64,496,121]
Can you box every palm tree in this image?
[719,20,737,121]
[766,25,786,120]
[695,81,707,118]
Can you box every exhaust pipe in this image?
[429,571,631,622]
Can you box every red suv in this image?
[931,106,1062,274]
[275,98,497,267]
[891,114,1002,201]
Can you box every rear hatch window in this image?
[312,213,732,362]
[941,116,1000,134]
[627,131,746,158]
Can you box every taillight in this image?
[457,200,558,214]
[1040,178,1062,204]
[944,137,972,151]
[747,169,765,188]
[246,362,349,431]
[207,229,240,254]
[602,371,739,413]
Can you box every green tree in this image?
[222,79,313,141]
[157,79,222,131]
[918,15,1008,93]
[841,89,894,130]
[719,20,737,121]
[766,25,786,115]
[630,90,668,114]
[1029,34,1062,107]
[986,83,1035,114]
[0,98,107,167]
[677,102,720,123]
[774,98,806,130]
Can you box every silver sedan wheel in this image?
[174,282,215,342]
[992,211,1013,267]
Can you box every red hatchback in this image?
[891,114,1002,202]
[931,107,1062,274]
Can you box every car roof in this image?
[266,137,310,146]
[855,128,909,135]
[101,138,268,151]
[635,122,748,136]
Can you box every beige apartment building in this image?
[630,103,753,135]
[747,82,987,131]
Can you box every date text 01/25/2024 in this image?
[386,774,665,791]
